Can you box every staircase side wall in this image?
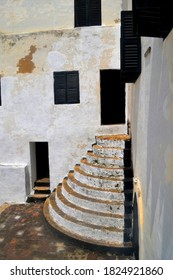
[131,30,173,259]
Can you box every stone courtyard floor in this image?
[0,202,134,260]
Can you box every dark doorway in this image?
[100,70,125,125]
[35,142,50,180]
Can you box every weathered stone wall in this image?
[131,30,173,259]
[0,1,126,204]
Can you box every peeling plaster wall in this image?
[131,30,173,259]
[0,0,122,34]
[0,23,126,203]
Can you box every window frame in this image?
[74,0,102,27]
[53,71,80,105]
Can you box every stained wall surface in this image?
[0,1,126,204]
[0,0,122,34]
[131,30,173,259]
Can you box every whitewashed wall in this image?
[0,1,126,204]
[0,0,122,34]
[131,30,173,259]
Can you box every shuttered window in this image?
[54,71,80,105]
[132,0,172,38]
[75,0,101,27]
[120,11,141,83]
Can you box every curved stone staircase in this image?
[43,134,134,249]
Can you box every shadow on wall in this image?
[133,194,139,260]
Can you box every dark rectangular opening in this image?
[35,142,50,180]
[100,70,125,125]
[120,11,141,83]
[75,0,101,27]
[54,71,80,104]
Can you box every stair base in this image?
[44,197,133,250]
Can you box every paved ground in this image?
[0,202,134,260]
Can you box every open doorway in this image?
[35,142,50,180]
[30,142,50,185]
[100,70,125,125]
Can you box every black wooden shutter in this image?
[54,71,79,104]
[75,0,101,27]
[120,11,141,83]
[132,0,172,38]
[88,0,101,26]
[75,0,88,27]
[54,72,67,104]
[67,71,80,104]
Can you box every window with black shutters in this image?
[54,71,80,105]
[132,0,172,38]
[75,0,101,27]
[120,11,141,83]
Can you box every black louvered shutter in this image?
[75,0,88,27]
[54,71,79,104]
[88,0,101,26]
[133,0,172,38]
[75,0,101,27]
[54,72,66,104]
[121,11,141,83]
[67,71,80,104]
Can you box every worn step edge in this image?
[74,165,132,183]
[74,165,133,189]
[60,180,132,214]
[68,172,133,200]
[96,134,131,148]
[26,193,50,202]
[64,174,133,201]
[44,194,132,246]
[33,187,50,192]
[80,158,133,178]
[35,178,50,187]
[56,185,132,228]
[92,144,131,158]
[96,134,131,141]
[63,178,132,204]
[87,151,130,167]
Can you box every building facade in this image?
[1,0,173,260]
[0,1,128,203]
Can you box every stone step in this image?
[67,171,133,201]
[56,185,132,229]
[92,144,131,158]
[44,193,133,247]
[35,178,50,187]
[86,151,131,167]
[80,158,133,178]
[96,134,131,148]
[33,186,51,194]
[74,165,133,190]
[60,179,132,214]
[26,193,50,203]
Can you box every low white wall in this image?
[0,164,28,204]
[131,30,173,259]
